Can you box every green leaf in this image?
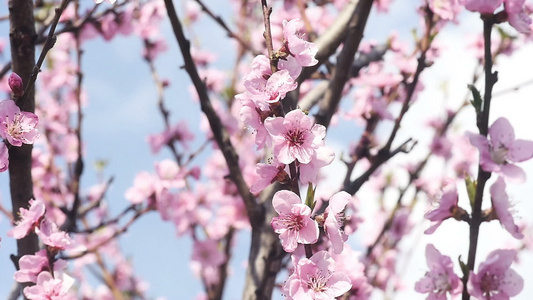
[465,175,477,209]
[458,255,469,278]
[305,183,316,210]
[467,84,483,115]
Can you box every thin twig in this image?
[163,0,258,226]
[194,0,259,55]
[18,0,72,108]
[462,15,498,300]
[261,0,277,73]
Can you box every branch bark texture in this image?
[8,0,39,265]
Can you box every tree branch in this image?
[163,0,258,226]
[314,0,374,128]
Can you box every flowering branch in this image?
[8,0,40,269]
[18,0,72,108]
[462,15,498,300]
[163,0,258,226]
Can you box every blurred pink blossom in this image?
[415,244,463,299]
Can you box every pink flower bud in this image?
[8,72,23,97]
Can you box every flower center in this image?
[281,214,304,231]
[5,113,24,138]
[490,142,508,165]
[307,271,330,293]
[432,272,451,293]
[480,272,500,296]
[284,128,307,147]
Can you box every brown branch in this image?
[261,0,277,73]
[462,15,498,300]
[61,206,151,260]
[344,138,417,195]
[18,0,72,108]
[163,0,258,226]
[8,0,40,274]
[62,3,85,233]
[313,0,374,128]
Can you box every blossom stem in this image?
[462,15,497,300]
[260,0,278,73]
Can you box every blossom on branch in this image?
[490,177,524,239]
[283,251,352,299]
[467,249,523,299]
[467,117,533,183]
[23,271,75,300]
[424,185,460,234]
[265,109,326,165]
[8,199,46,239]
[14,249,67,283]
[36,219,85,253]
[271,190,319,252]
[0,99,39,147]
[415,244,463,299]
[281,19,318,67]
[323,191,350,254]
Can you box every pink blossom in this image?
[238,97,271,150]
[8,199,46,239]
[271,190,319,252]
[464,0,503,14]
[428,0,463,21]
[265,109,326,164]
[424,185,458,234]
[0,99,39,147]
[23,271,75,300]
[490,177,523,239]
[191,239,226,267]
[243,55,297,103]
[155,159,186,190]
[250,161,287,194]
[143,38,168,61]
[124,172,157,204]
[415,244,463,299]
[282,19,318,67]
[14,249,67,283]
[467,249,523,299]
[299,146,335,184]
[506,0,532,33]
[8,72,23,97]
[148,120,195,154]
[283,250,352,299]
[36,219,85,252]
[331,245,372,299]
[324,191,350,254]
[467,117,533,183]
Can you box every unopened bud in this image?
[8,73,23,98]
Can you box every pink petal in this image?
[272,190,302,214]
[500,164,526,183]
[489,117,515,146]
[329,191,350,213]
[499,269,524,296]
[508,139,533,162]
[298,220,319,244]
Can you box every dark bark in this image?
[8,0,39,263]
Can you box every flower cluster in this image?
[9,199,83,299]
[418,117,532,299]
